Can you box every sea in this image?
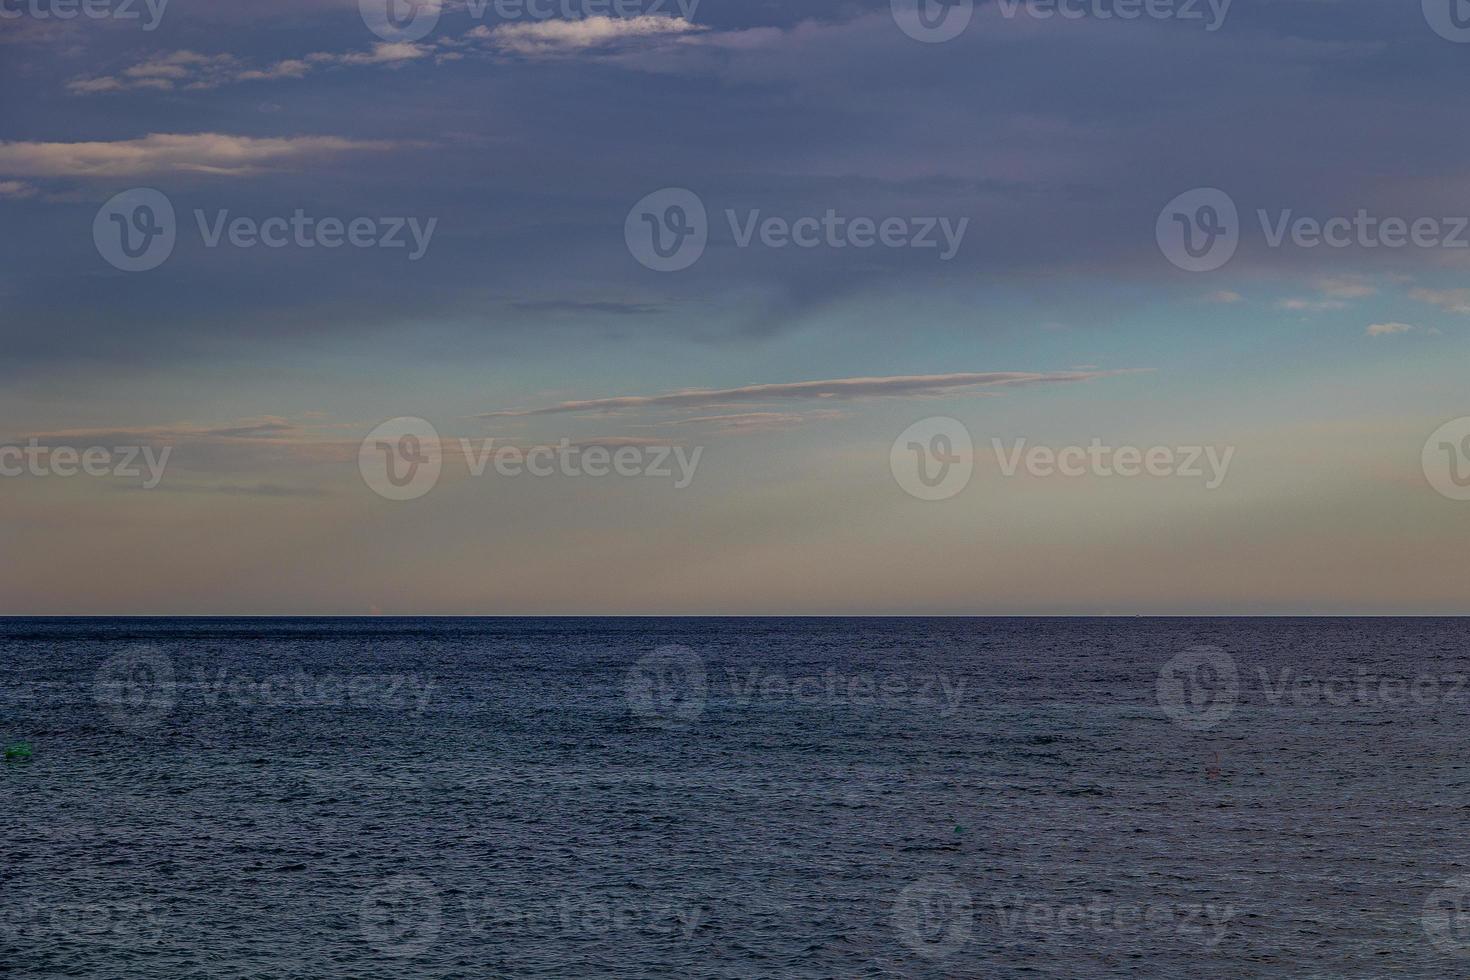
[3,617,1469,978]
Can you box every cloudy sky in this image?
[2,0,1468,614]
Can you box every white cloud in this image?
[0,180,37,199]
[236,59,313,82]
[125,51,236,79]
[1366,322,1439,337]
[1278,298,1347,312]
[1277,276,1379,314]
[1205,290,1243,304]
[0,133,396,178]
[1316,276,1377,300]
[328,42,432,65]
[68,42,428,94]
[485,15,705,56]
[67,77,128,94]
[68,50,242,94]
[65,17,705,96]
[1365,322,1413,337]
[1410,287,1470,315]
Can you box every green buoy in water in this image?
[4,742,32,763]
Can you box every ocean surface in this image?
[4,617,1470,978]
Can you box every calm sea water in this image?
[4,617,1470,977]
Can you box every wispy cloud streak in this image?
[0,133,396,178]
[477,371,1127,418]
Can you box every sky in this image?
[1,0,1468,615]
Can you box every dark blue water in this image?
[4,617,1470,977]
